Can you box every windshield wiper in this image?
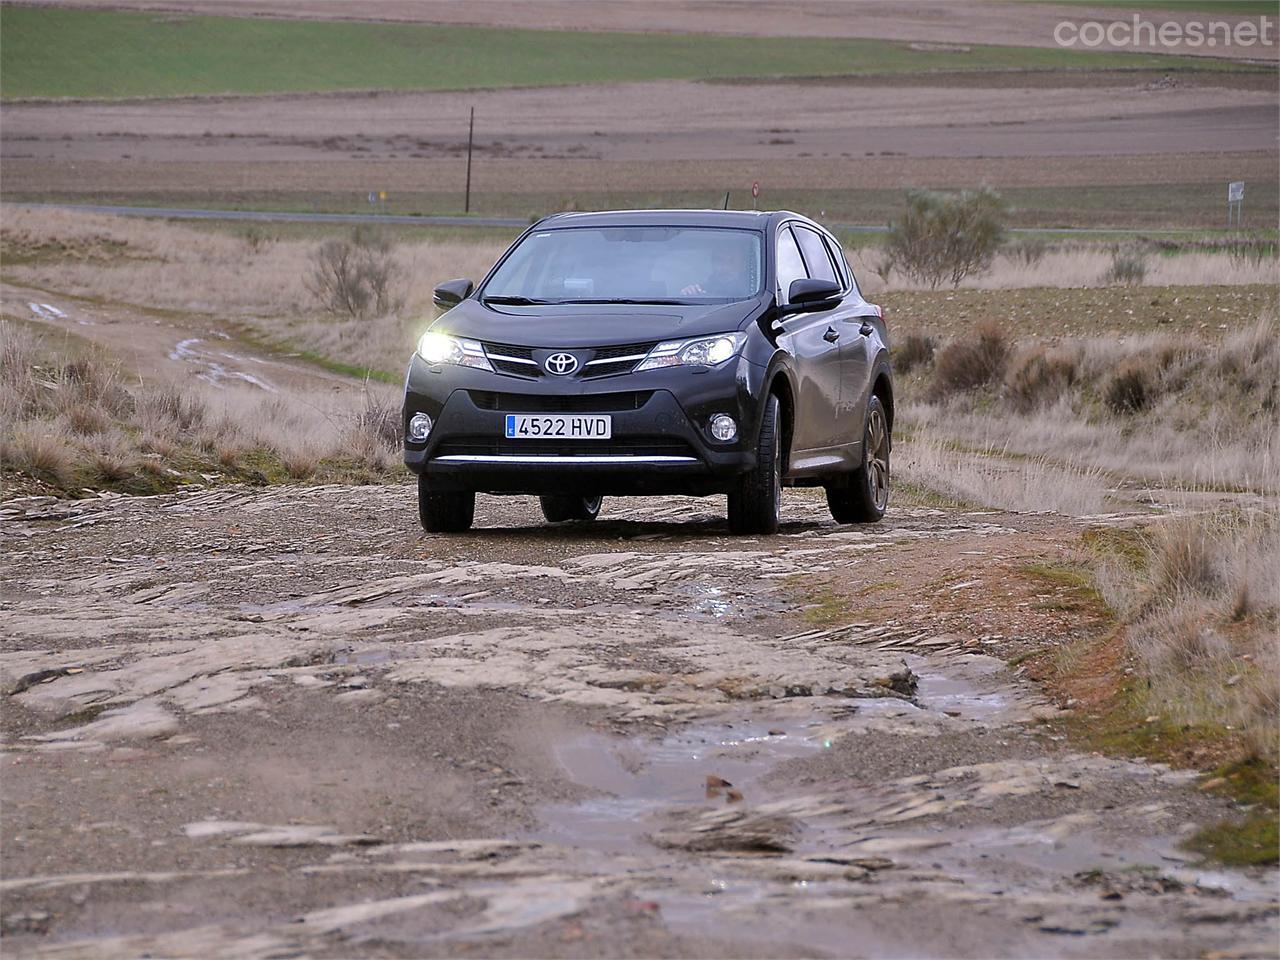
[481,295,554,305]
[556,298,691,305]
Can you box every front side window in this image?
[776,227,806,303]
[482,226,764,304]
[794,226,838,285]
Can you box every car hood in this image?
[432,298,767,347]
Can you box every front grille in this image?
[468,390,654,413]
[482,342,539,378]
[479,341,658,379]
[582,342,657,379]
[434,435,696,458]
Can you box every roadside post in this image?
[1227,181,1244,229]
[465,107,475,215]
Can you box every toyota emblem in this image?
[544,352,579,376]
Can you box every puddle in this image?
[170,338,277,392]
[333,648,393,666]
[534,719,826,853]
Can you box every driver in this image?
[681,243,750,297]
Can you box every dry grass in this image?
[1,206,503,375]
[0,319,403,495]
[902,314,1280,493]
[1099,511,1280,760]
[855,244,1279,293]
[895,437,1107,516]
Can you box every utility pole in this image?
[464,106,475,215]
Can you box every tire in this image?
[727,393,782,535]
[827,394,890,524]
[539,494,603,523]
[417,475,475,533]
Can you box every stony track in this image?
[1,485,1276,958]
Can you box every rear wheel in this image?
[727,393,782,535]
[417,475,475,533]
[540,494,603,523]
[827,395,890,524]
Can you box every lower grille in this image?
[468,390,653,413]
[434,436,696,459]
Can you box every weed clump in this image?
[893,331,936,373]
[930,320,1008,398]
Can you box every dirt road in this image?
[2,479,1276,958]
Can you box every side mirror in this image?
[787,278,841,308]
[433,278,473,310]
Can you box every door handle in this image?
[823,327,839,343]
[859,321,875,337]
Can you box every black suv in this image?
[403,210,893,535]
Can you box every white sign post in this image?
[1228,181,1244,229]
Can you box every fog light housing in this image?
[709,414,737,443]
[407,412,433,442]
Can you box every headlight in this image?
[635,332,747,371]
[416,332,493,371]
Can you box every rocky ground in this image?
[2,483,1276,958]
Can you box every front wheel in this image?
[540,494,602,523]
[417,475,475,532]
[727,393,782,535]
[827,395,890,524]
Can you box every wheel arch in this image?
[871,365,894,437]
[765,368,796,474]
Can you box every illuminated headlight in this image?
[407,412,433,442]
[709,414,737,442]
[635,332,747,371]
[416,332,493,371]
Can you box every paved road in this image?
[8,202,1214,235]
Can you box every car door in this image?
[817,231,880,434]
[775,224,843,453]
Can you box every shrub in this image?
[1005,345,1079,413]
[356,392,402,451]
[306,228,405,319]
[1104,359,1153,414]
[930,320,1009,398]
[885,187,1007,290]
[1102,247,1148,286]
[1008,237,1048,268]
[893,331,936,373]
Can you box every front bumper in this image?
[403,355,765,495]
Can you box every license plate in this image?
[504,414,612,439]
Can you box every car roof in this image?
[533,209,805,231]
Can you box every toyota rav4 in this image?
[403,209,893,535]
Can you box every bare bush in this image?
[930,320,1009,398]
[1006,345,1079,413]
[1008,237,1048,268]
[885,187,1007,290]
[1102,247,1148,286]
[355,391,403,452]
[1104,359,1153,414]
[306,229,405,319]
[893,332,936,373]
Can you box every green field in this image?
[1020,0,1277,15]
[0,6,1263,100]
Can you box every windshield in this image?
[481,226,764,304]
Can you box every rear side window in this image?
[822,235,850,289]
[775,227,806,302]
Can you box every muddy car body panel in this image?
[403,209,893,532]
